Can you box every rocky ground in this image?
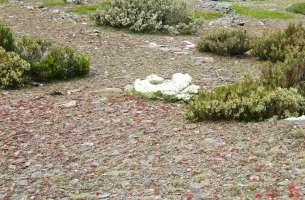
[0,0,305,199]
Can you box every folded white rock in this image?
[132,73,199,101]
[285,115,305,121]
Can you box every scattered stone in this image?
[190,182,205,190]
[16,179,28,187]
[193,193,205,200]
[0,191,6,198]
[148,42,160,48]
[285,115,305,121]
[30,170,42,179]
[98,88,123,94]
[90,160,100,168]
[183,41,196,49]
[60,100,77,108]
[67,88,82,95]
[49,90,64,96]
[195,57,215,65]
[70,179,80,187]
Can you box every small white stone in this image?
[60,100,77,108]
[285,115,305,121]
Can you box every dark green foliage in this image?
[252,24,305,62]
[0,47,30,89]
[197,29,251,56]
[31,46,90,81]
[0,24,15,51]
[17,36,52,64]
[185,79,305,122]
[287,3,305,15]
[260,50,305,94]
[94,0,196,34]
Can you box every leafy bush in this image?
[252,24,305,62]
[0,24,15,51]
[185,79,305,122]
[260,50,305,94]
[287,3,305,15]
[17,36,52,64]
[197,29,251,56]
[0,47,30,89]
[94,0,196,34]
[31,46,90,81]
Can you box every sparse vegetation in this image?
[198,29,251,56]
[94,0,197,34]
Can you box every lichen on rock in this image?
[126,73,200,101]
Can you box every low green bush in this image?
[94,0,196,34]
[287,3,305,15]
[197,29,251,56]
[185,79,305,122]
[17,36,52,64]
[252,23,305,62]
[31,46,90,81]
[0,47,30,89]
[0,24,15,51]
[260,50,305,94]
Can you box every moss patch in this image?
[39,0,67,8]
[67,2,110,15]
[193,10,223,21]
[232,4,293,19]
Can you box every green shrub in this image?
[260,50,305,94]
[17,36,52,64]
[0,24,15,51]
[31,46,90,81]
[94,0,196,34]
[287,3,305,15]
[0,47,30,89]
[252,24,305,62]
[185,79,305,122]
[197,29,251,56]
